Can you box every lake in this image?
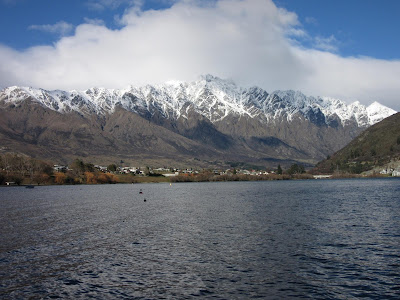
[1,179,400,299]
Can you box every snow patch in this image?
[0,76,396,127]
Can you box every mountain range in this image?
[0,75,396,168]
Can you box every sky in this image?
[0,0,399,111]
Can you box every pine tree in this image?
[277,164,282,175]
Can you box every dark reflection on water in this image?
[1,179,400,299]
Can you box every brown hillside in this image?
[313,112,400,174]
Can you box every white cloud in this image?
[28,21,74,36]
[1,0,399,111]
[291,49,400,107]
[83,17,105,26]
[313,35,339,52]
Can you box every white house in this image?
[392,170,400,177]
[54,165,67,172]
[380,168,393,175]
[163,172,179,177]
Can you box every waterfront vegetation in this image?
[169,172,312,182]
[0,153,393,186]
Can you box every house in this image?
[392,170,400,177]
[238,169,251,175]
[163,172,180,177]
[153,168,170,172]
[94,165,108,172]
[54,165,67,172]
[380,168,393,175]
[313,175,332,179]
[119,167,139,174]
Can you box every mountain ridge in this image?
[2,75,395,127]
[0,75,397,168]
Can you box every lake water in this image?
[1,179,400,299]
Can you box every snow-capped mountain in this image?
[0,75,397,167]
[1,75,395,127]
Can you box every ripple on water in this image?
[1,180,400,299]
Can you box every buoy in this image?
[144,199,147,202]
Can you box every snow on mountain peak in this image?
[0,76,396,127]
[367,101,397,124]
[165,80,184,87]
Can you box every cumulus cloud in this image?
[0,0,399,111]
[28,21,74,36]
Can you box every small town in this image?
[2,152,400,187]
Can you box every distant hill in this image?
[313,112,400,174]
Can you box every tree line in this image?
[1,152,310,185]
[0,154,118,185]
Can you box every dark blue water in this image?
[1,179,399,299]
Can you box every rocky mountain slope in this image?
[313,112,400,174]
[0,75,396,168]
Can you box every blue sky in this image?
[0,0,172,50]
[0,0,399,110]
[278,0,400,60]
[2,0,399,59]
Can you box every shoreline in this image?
[1,173,397,187]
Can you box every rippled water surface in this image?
[1,179,400,299]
